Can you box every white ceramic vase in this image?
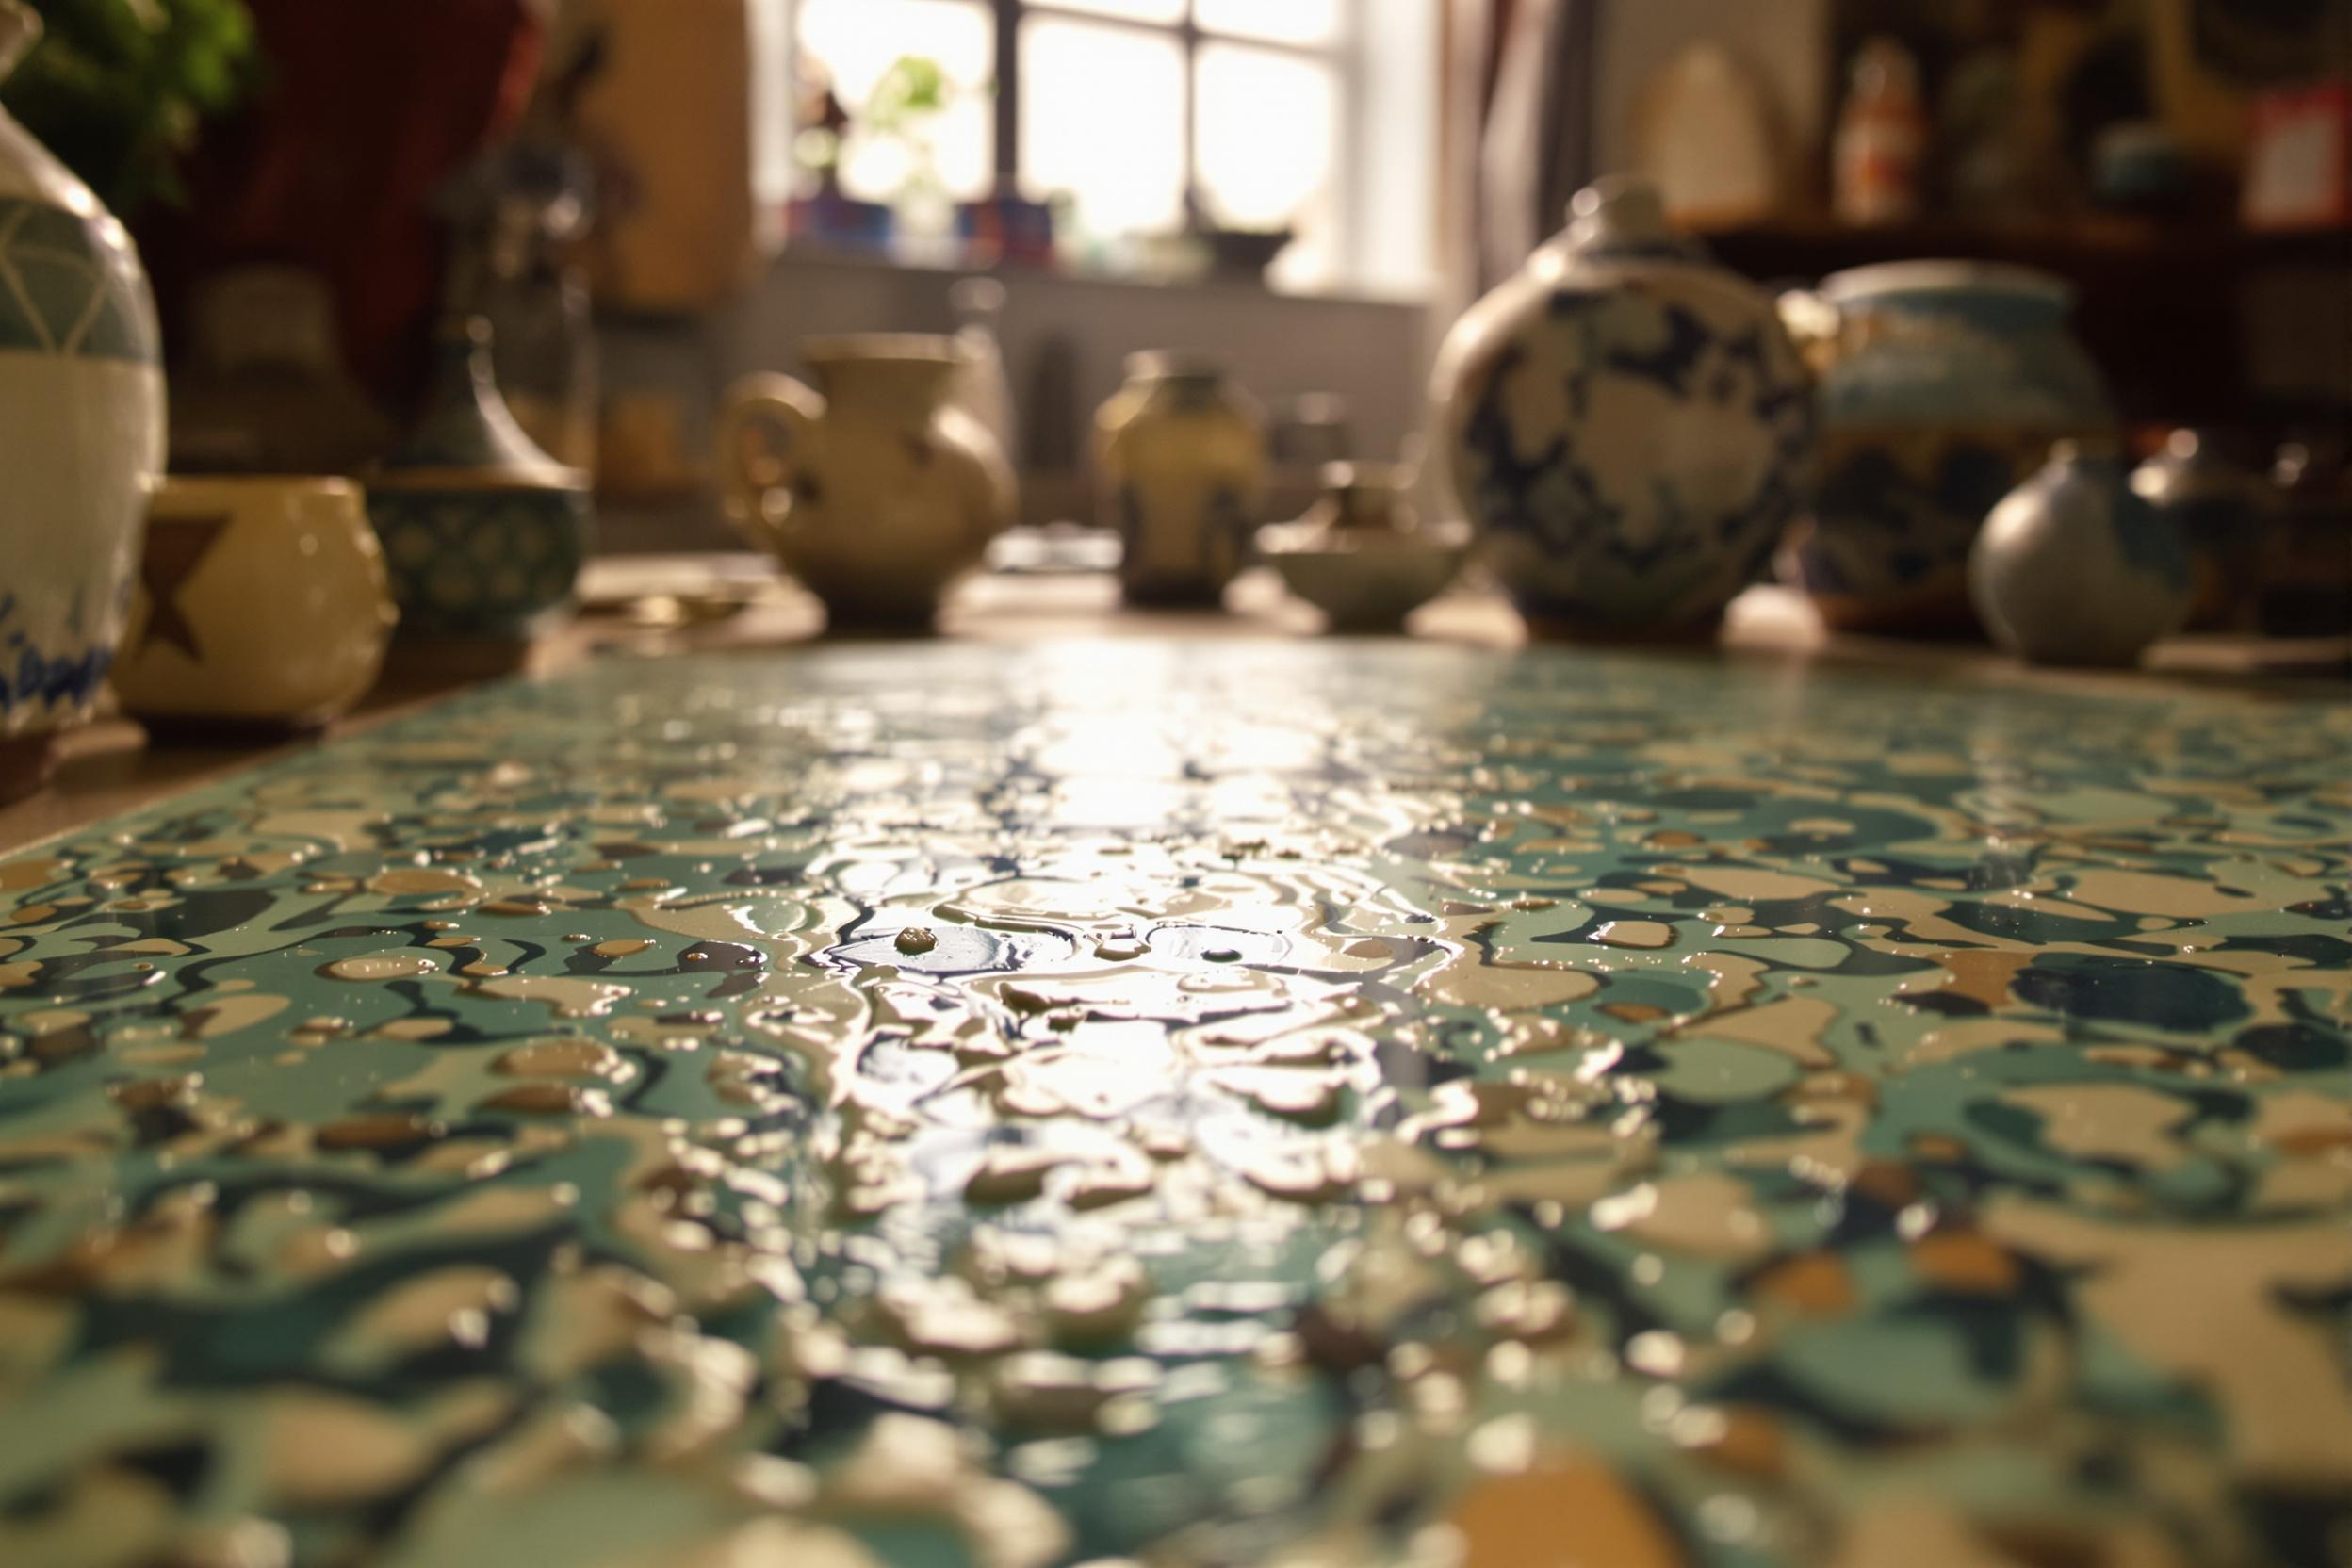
[1970,442,2194,667]
[0,1,167,796]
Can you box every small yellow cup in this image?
[114,477,398,728]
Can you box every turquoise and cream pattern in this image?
[370,488,591,638]
[0,13,167,741]
[0,643,2345,1567]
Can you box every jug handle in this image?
[718,373,825,553]
[1774,286,1843,371]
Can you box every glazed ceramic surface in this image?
[1098,353,1267,606]
[1258,463,1468,629]
[114,478,397,727]
[1430,176,1813,635]
[0,1,165,742]
[1972,444,2195,666]
[722,335,1012,627]
[2132,431,2269,630]
[1,642,2346,1568]
[1788,261,2114,632]
[368,319,593,640]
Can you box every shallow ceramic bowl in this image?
[1261,528,1467,630]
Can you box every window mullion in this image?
[1180,0,1199,215]
[995,0,1021,189]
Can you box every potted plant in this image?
[0,0,256,218]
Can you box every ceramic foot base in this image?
[0,733,58,807]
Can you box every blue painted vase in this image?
[368,317,593,639]
[1429,175,1814,636]
[1970,441,2193,666]
[1785,260,2115,632]
[0,1,165,798]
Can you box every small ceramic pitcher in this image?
[720,335,1013,628]
[1970,441,2193,666]
[114,477,397,730]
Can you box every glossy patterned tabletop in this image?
[0,642,2346,1568]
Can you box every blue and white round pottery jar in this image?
[1429,175,1813,637]
[2131,429,2267,630]
[368,317,593,640]
[1970,441,2192,666]
[0,0,165,799]
[1786,260,2114,633]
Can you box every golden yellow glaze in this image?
[112,477,396,727]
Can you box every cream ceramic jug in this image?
[720,335,1013,628]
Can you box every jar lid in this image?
[803,333,965,368]
[1126,351,1226,384]
[1822,260,2075,311]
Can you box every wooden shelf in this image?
[1693,215,2352,277]
[1694,216,2352,429]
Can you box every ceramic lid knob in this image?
[1565,175,1674,253]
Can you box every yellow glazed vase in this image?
[113,477,397,728]
[720,335,1012,628]
[1097,353,1266,607]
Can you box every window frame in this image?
[788,0,1366,274]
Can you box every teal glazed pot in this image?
[1971,441,2192,666]
[368,318,592,639]
[1784,261,2115,633]
[1430,176,1814,637]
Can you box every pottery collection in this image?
[1098,352,1268,607]
[1970,441,2194,666]
[0,0,166,798]
[114,478,397,729]
[1785,260,2115,632]
[1429,176,1814,637]
[2131,430,2268,629]
[1258,462,1468,630]
[719,334,1013,628]
[368,317,595,639]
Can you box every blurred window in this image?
[789,0,1432,295]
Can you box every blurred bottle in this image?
[1835,39,1926,226]
[170,267,394,475]
[1097,353,1266,607]
[565,0,766,309]
[950,276,1018,477]
[448,139,601,473]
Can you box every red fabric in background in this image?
[141,0,544,411]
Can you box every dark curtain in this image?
[1467,0,1600,290]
